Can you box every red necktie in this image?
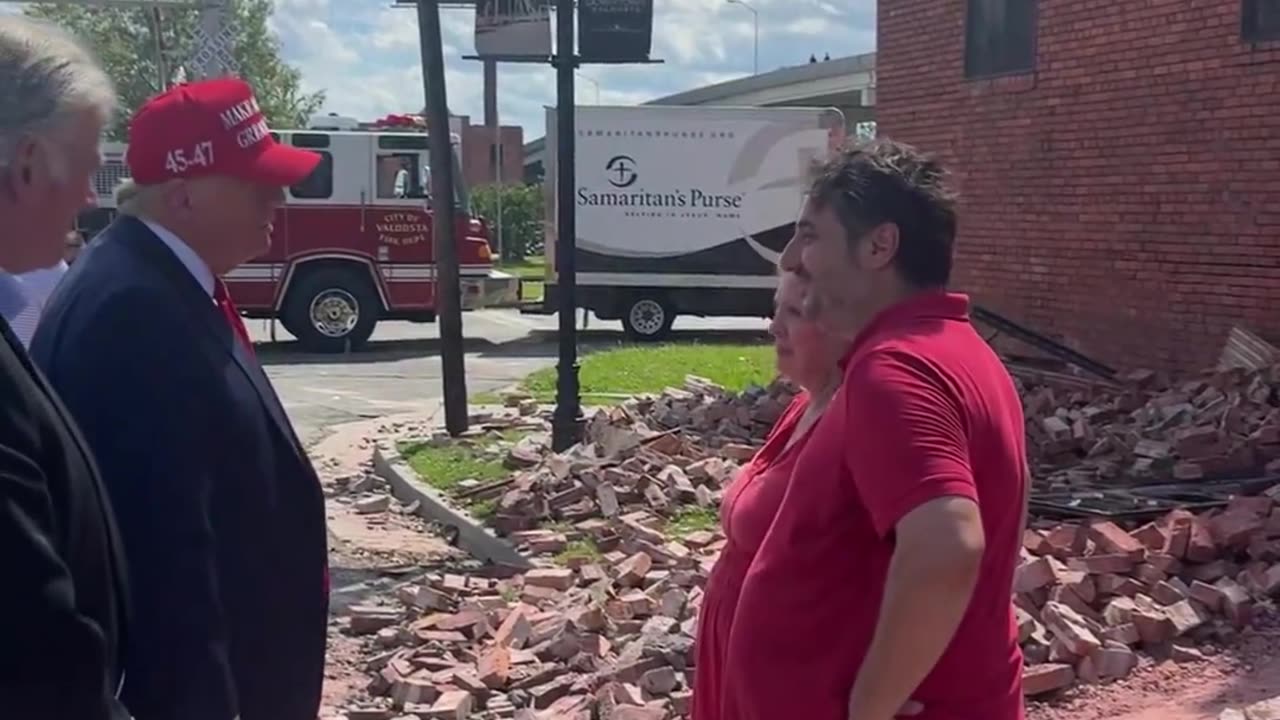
[213,278,255,357]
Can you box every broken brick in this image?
[1087,521,1147,559]
[477,646,510,689]
[426,689,473,719]
[524,568,574,592]
[1022,664,1075,696]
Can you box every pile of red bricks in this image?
[1021,363,1280,490]
[464,378,796,537]
[1019,497,1280,696]
[336,377,792,719]
[332,366,1280,719]
[344,517,715,720]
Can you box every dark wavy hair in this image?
[806,138,958,288]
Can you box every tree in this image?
[470,183,544,262]
[27,0,325,139]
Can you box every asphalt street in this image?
[250,309,770,446]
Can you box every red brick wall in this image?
[878,0,1280,373]
[460,124,525,189]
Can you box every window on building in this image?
[964,0,1038,78]
[488,143,507,182]
[290,151,333,199]
[1243,0,1280,42]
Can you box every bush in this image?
[470,183,544,262]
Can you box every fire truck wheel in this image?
[284,267,380,353]
[621,295,675,342]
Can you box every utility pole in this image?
[726,0,758,75]
[450,0,659,450]
[483,58,504,260]
[551,0,581,451]
[417,0,469,435]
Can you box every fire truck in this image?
[75,113,518,353]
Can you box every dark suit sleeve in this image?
[0,425,130,720]
[44,290,239,720]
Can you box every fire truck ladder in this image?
[0,0,238,82]
[971,304,1118,382]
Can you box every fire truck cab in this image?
[78,117,518,353]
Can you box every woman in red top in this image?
[691,271,849,720]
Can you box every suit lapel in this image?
[115,218,309,464]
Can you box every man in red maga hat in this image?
[31,77,331,720]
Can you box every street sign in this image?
[474,0,551,58]
[578,0,653,63]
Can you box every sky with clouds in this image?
[0,0,874,140]
[269,0,875,140]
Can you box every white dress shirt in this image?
[140,218,214,298]
[0,220,213,349]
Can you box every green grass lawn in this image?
[498,255,546,302]
[665,506,719,538]
[474,342,775,406]
[555,538,603,566]
[526,343,774,400]
[398,430,528,519]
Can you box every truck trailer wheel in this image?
[283,266,380,353]
[622,295,675,342]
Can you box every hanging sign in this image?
[474,0,552,58]
[578,0,654,62]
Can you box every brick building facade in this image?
[454,115,525,189]
[878,0,1280,373]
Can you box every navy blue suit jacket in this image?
[30,216,329,720]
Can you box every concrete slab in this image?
[372,440,532,570]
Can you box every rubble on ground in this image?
[332,376,791,719]
[448,377,797,537]
[1019,363,1280,489]
[330,365,1280,718]
[1018,495,1280,698]
[1219,695,1280,720]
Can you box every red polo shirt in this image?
[721,291,1026,720]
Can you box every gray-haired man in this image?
[0,15,131,720]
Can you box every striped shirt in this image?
[8,261,69,348]
[0,269,30,342]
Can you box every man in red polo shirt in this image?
[722,139,1028,720]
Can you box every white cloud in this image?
[782,17,831,35]
[10,0,875,140]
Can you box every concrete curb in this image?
[371,440,533,570]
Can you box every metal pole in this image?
[147,8,168,90]
[726,0,758,75]
[417,0,469,435]
[194,0,230,78]
[752,9,758,75]
[484,59,504,260]
[551,0,581,451]
[496,141,504,260]
[577,72,600,103]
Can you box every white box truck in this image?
[521,104,847,340]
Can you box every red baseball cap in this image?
[125,77,320,186]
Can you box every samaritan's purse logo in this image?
[605,154,638,188]
[578,148,744,212]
